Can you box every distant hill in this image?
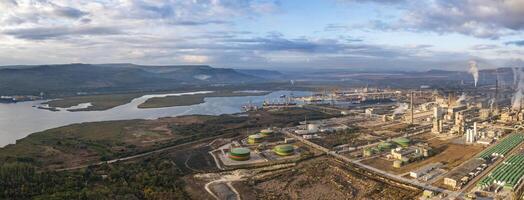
[235,69,285,80]
[0,63,265,95]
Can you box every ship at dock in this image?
[262,94,298,109]
[241,100,261,112]
[241,93,299,111]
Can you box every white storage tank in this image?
[307,124,319,133]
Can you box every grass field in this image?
[45,93,143,111]
[44,90,271,111]
[137,90,270,108]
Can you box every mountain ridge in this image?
[0,63,272,95]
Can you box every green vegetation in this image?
[46,93,143,111]
[0,120,144,168]
[478,154,524,190]
[138,90,270,109]
[478,134,524,160]
[0,157,189,199]
[0,64,265,96]
[0,109,331,170]
[0,107,332,199]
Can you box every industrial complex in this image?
[197,68,524,200]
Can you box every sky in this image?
[1,0,524,71]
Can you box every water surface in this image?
[0,90,309,147]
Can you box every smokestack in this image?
[495,76,499,110]
[411,91,414,124]
[473,122,477,137]
[448,92,452,107]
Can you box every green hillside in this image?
[0,63,265,95]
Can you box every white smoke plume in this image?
[468,60,479,87]
[512,67,524,110]
[513,67,520,86]
[489,98,495,110]
[456,93,466,105]
[393,103,409,115]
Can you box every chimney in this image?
[473,122,477,137]
[495,76,499,110]
[411,91,414,124]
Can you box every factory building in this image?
[433,107,443,120]
[409,162,443,178]
[432,119,443,134]
[390,148,417,161]
[465,129,476,143]
[500,111,524,123]
[444,159,486,189]
[465,122,478,144]
[479,109,491,120]
[393,160,403,168]
[388,143,433,164]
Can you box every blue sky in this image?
[0,0,524,71]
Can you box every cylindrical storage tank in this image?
[363,148,373,157]
[260,129,274,137]
[229,148,251,161]
[307,124,319,133]
[248,134,263,144]
[378,142,394,150]
[393,137,411,147]
[393,160,402,168]
[273,144,294,156]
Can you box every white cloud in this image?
[0,0,523,70]
[182,55,209,63]
[395,0,524,39]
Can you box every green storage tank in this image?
[273,144,294,156]
[393,137,411,147]
[260,129,274,137]
[229,148,251,161]
[248,134,263,144]
[378,142,394,150]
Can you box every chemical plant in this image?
[198,66,524,200]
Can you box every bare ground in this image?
[360,143,483,174]
[237,157,420,200]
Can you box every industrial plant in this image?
[191,64,524,200]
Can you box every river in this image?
[0,90,310,147]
